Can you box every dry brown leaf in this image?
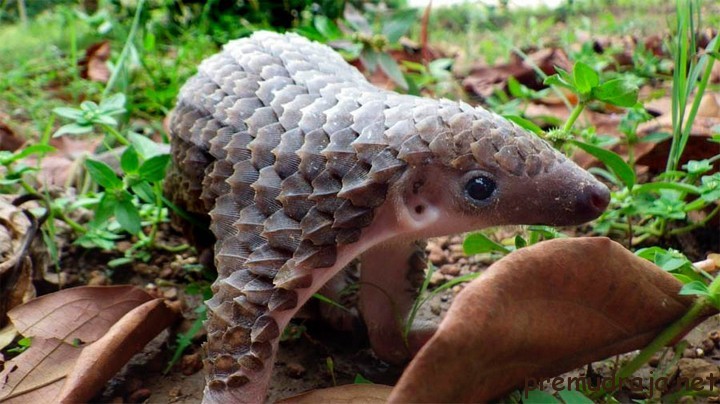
[1,287,180,404]
[0,337,81,403]
[0,119,24,152]
[80,41,111,83]
[463,48,572,98]
[0,196,38,327]
[21,137,100,188]
[389,237,710,403]
[278,384,392,403]
[8,285,152,343]
[58,298,182,403]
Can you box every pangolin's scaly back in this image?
[168,31,583,401]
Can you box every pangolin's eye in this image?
[465,175,496,201]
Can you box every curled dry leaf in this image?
[0,196,39,327]
[8,285,152,343]
[389,237,711,403]
[278,384,392,404]
[80,41,111,83]
[1,286,180,404]
[58,298,181,403]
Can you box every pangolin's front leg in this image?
[167,31,611,403]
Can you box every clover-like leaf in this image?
[120,146,140,174]
[139,154,170,182]
[114,198,141,235]
[85,159,122,190]
[572,61,599,95]
[592,78,639,107]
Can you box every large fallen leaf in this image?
[8,285,152,343]
[389,237,711,403]
[58,298,181,403]
[0,337,80,403]
[1,286,181,403]
[278,384,392,403]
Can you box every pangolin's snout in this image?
[576,181,611,220]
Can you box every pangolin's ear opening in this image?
[396,191,442,233]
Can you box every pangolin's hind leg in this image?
[358,241,436,364]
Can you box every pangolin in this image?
[166,31,610,403]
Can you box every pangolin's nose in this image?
[577,183,611,219]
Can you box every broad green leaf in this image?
[100,93,127,115]
[507,76,524,98]
[121,146,140,173]
[640,131,672,143]
[700,174,720,202]
[313,15,342,40]
[463,232,510,255]
[544,74,575,91]
[401,60,426,73]
[572,62,599,95]
[382,9,417,43]
[128,132,166,158]
[93,193,115,224]
[570,140,635,189]
[54,123,93,137]
[11,144,55,162]
[114,198,141,235]
[131,182,157,204]
[80,100,99,111]
[139,154,170,182]
[679,281,710,297]
[52,107,83,120]
[684,160,713,175]
[85,159,122,190]
[377,52,408,90]
[592,78,638,107]
[514,235,527,249]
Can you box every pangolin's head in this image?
[387,103,610,238]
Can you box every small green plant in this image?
[0,144,55,193]
[53,94,128,143]
[79,135,170,256]
[544,60,640,141]
[51,92,178,261]
[302,5,417,90]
